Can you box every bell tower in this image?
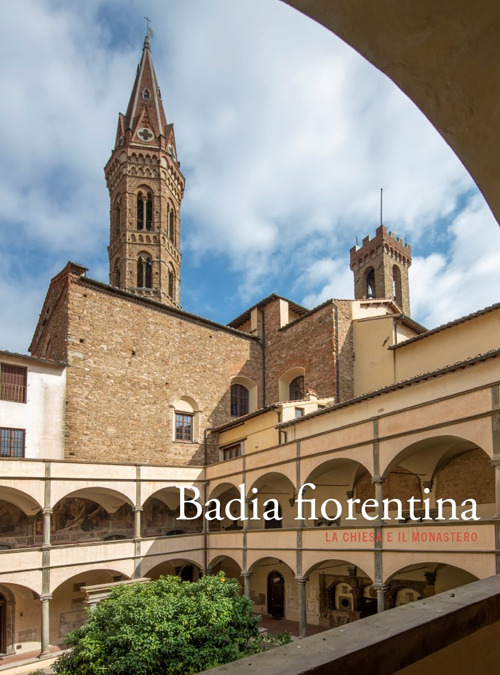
[105,36,184,307]
[350,225,412,315]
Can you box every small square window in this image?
[1,364,27,403]
[294,407,304,418]
[221,442,242,461]
[0,428,25,457]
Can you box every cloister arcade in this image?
[0,364,499,658]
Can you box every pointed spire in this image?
[122,35,169,146]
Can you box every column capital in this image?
[371,476,385,485]
[40,593,52,602]
[490,456,500,468]
[295,575,309,585]
[372,582,390,594]
[241,570,253,579]
[133,505,143,512]
[42,507,53,515]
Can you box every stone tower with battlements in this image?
[105,36,184,307]
[350,225,412,315]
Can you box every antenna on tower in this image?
[144,16,154,38]
[380,188,383,227]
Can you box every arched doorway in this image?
[267,571,284,618]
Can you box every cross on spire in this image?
[144,16,154,38]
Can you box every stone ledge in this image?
[201,575,500,674]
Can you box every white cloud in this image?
[411,195,500,327]
[0,0,498,351]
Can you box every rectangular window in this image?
[0,428,25,457]
[221,442,242,461]
[175,413,193,441]
[0,364,27,403]
[294,407,304,418]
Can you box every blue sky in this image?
[0,0,499,353]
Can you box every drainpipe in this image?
[276,409,282,445]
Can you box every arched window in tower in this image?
[137,195,144,230]
[146,196,153,231]
[366,268,375,299]
[231,384,249,417]
[112,259,121,288]
[289,376,304,401]
[142,88,150,100]
[393,265,403,308]
[137,192,153,231]
[168,209,175,244]
[113,198,121,238]
[168,268,175,299]
[137,255,152,289]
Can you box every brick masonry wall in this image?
[34,269,262,465]
[29,264,74,362]
[335,300,355,402]
[262,299,347,403]
[260,298,355,405]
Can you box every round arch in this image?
[141,557,203,581]
[0,582,42,655]
[385,562,479,601]
[381,434,487,480]
[208,481,242,501]
[383,557,484,585]
[51,491,134,546]
[248,556,296,619]
[141,487,203,537]
[246,472,296,529]
[230,376,258,415]
[303,558,376,622]
[51,487,134,512]
[0,486,42,515]
[279,367,305,402]
[209,555,242,582]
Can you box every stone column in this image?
[295,576,309,638]
[28,515,36,547]
[39,593,52,658]
[373,583,390,613]
[42,508,52,548]
[133,506,143,539]
[241,570,252,598]
[372,477,385,522]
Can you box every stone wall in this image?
[32,265,262,465]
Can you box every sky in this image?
[0,0,499,353]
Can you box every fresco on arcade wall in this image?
[51,498,134,542]
[0,499,42,548]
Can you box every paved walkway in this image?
[258,615,329,638]
[0,646,61,673]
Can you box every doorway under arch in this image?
[267,571,285,618]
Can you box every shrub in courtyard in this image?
[53,573,288,675]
